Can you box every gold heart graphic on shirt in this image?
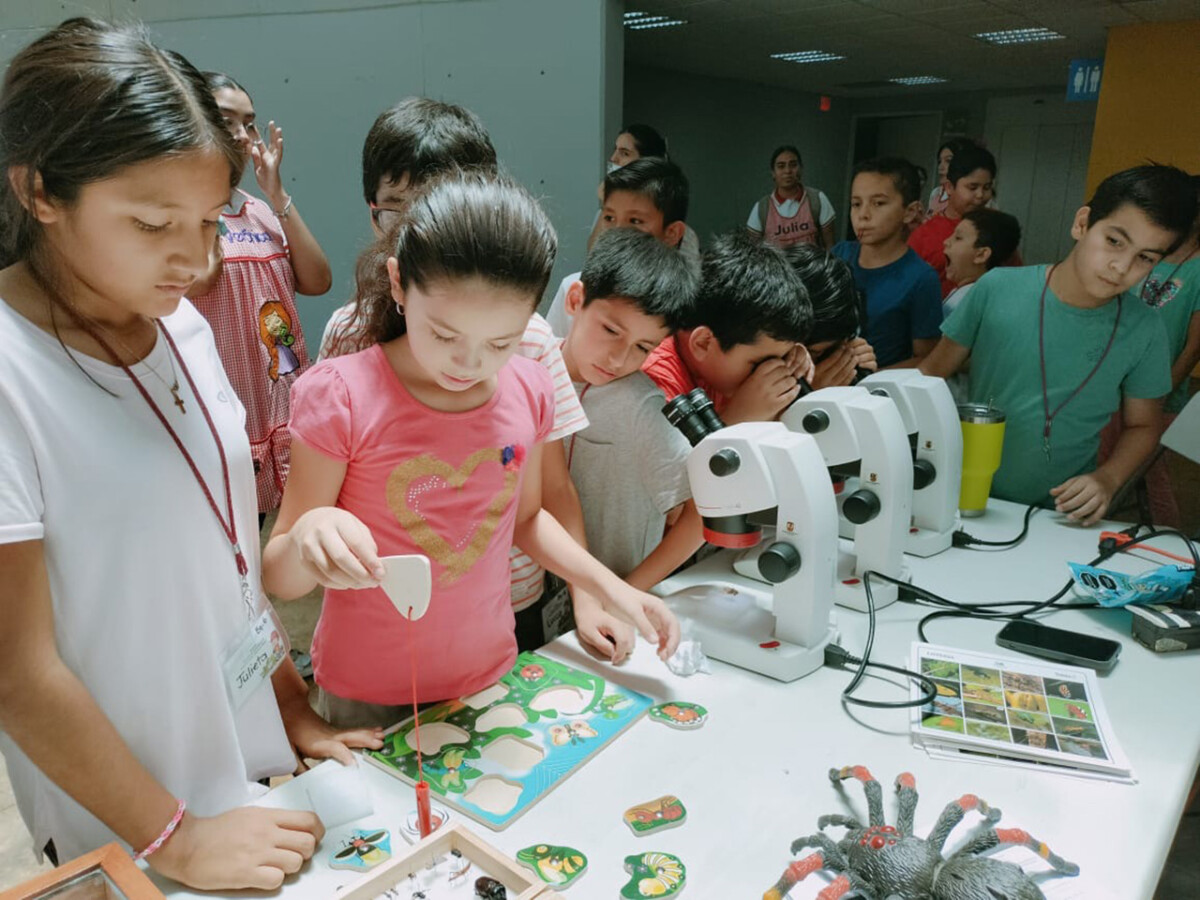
[385,448,519,586]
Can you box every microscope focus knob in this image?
[843,489,882,525]
[758,541,801,584]
[708,448,741,477]
[801,409,829,434]
[913,458,936,490]
[869,388,890,398]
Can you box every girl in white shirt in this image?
[0,17,379,890]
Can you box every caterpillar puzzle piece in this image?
[623,794,687,836]
[648,702,707,730]
[620,851,686,899]
[516,842,588,888]
[328,828,391,872]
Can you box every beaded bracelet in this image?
[132,799,186,862]
[275,195,293,220]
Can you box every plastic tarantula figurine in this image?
[763,765,1079,900]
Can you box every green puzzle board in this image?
[364,652,652,830]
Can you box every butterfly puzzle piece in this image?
[516,843,588,888]
[329,828,391,871]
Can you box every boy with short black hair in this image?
[559,228,704,587]
[546,157,694,335]
[909,143,998,296]
[642,231,815,424]
[943,208,1023,313]
[832,157,943,368]
[921,164,1198,524]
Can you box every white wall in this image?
[0,0,619,342]
[623,64,853,249]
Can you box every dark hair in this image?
[1086,164,1199,253]
[361,97,497,204]
[936,136,978,161]
[852,157,926,207]
[947,144,997,185]
[689,231,811,349]
[963,208,1022,270]
[579,228,698,331]
[330,171,556,354]
[202,70,249,99]
[622,124,667,160]
[603,157,690,225]
[782,244,861,346]
[0,18,241,270]
[770,145,802,169]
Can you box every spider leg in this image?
[817,813,863,832]
[763,850,832,900]
[952,826,1079,876]
[894,772,919,836]
[926,793,1001,853]
[829,765,884,826]
[816,874,853,900]
[791,832,849,870]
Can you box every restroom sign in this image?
[1067,58,1103,102]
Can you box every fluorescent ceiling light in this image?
[771,50,846,64]
[889,76,948,86]
[625,12,688,30]
[975,27,1065,45]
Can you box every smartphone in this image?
[995,620,1121,672]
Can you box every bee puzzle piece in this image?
[623,795,687,836]
[620,851,686,899]
[516,843,588,888]
[648,702,708,730]
[328,828,391,871]
[474,876,507,899]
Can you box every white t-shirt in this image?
[0,298,295,862]
[745,188,836,232]
[566,371,692,578]
[544,272,580,338]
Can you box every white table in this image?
[162,500,1200,899]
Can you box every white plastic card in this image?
[380,554,433,621]
[299,759,374,829]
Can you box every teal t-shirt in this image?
[942,265,1171,507]
[1127,255,1200,413]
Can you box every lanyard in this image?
[61,308,256,618]
[565,382,591,470]
[1038,265,1122,461]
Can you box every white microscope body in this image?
[777,387,913,612]
[859,370,963,557]
[661,421,838,682]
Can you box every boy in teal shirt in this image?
[921,165,1197,524]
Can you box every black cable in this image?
[952,503,1038,549]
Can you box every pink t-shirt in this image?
[289,346,555,704]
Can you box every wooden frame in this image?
[334,823,562,900]
[5,842,165,899]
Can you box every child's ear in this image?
[664,220,686,249]
[8,167,58,223]
[688,326,716,361]
[386,256,405,306]
[1070,206,1091,241]
[903,200,923,226]
[565,280,586,318]
[975,245,993,267]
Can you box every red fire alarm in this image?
[820,95,832,112]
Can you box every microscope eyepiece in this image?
[663,389,724,447]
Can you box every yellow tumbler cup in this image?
[958,403,1005,517]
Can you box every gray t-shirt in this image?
[567,372,693,578]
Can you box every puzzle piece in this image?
[516,843,588,888]
[648,702,708,730]
[620,851,686,898]
[329,828,392,871]
[623,795,687,836]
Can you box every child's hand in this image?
[150,806,324,891]
[812,342,858,389]
[250,120,286,210]
[783,343,816,384]
[289,507,385,590]
[1050,470,1117,526]
[574,601,637,664]
[602,584,681,661]
[279,695,384,766]
[722,357,802,424]
[847,337,877,373]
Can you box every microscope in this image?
[776,386,913,612]
[858,370,963,557]
[657,390,838,682]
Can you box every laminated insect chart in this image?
[365,652,652,830]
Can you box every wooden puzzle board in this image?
[364,652,652,830]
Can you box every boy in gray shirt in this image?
[558,229,702,589]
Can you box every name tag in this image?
[222,607,288,711]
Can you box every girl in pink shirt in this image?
[263,174,679,728]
